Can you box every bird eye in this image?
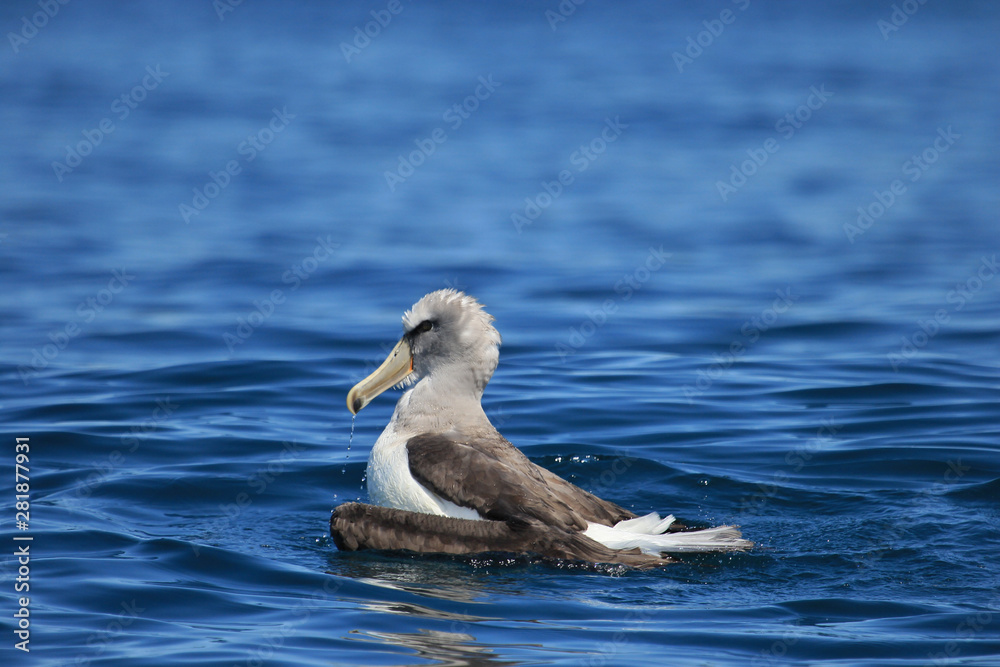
[413,320,434,335]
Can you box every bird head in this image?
[347,289,501,415]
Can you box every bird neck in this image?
[392,372,492,434]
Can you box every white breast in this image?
[366,418,482,521]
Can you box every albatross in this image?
[330,289,752,568]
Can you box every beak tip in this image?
[346,336,412,416]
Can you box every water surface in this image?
[2,1,999,665]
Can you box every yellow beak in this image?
[346,337,413,415]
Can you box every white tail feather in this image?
[613,512,677,534]
[584,512,753,555]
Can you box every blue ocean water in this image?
[2,0,999,664]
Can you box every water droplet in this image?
[342,415,356,475]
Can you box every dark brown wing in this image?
[330,502,669,568]
[406,432,633,531]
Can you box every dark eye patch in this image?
[412,320,434,335]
